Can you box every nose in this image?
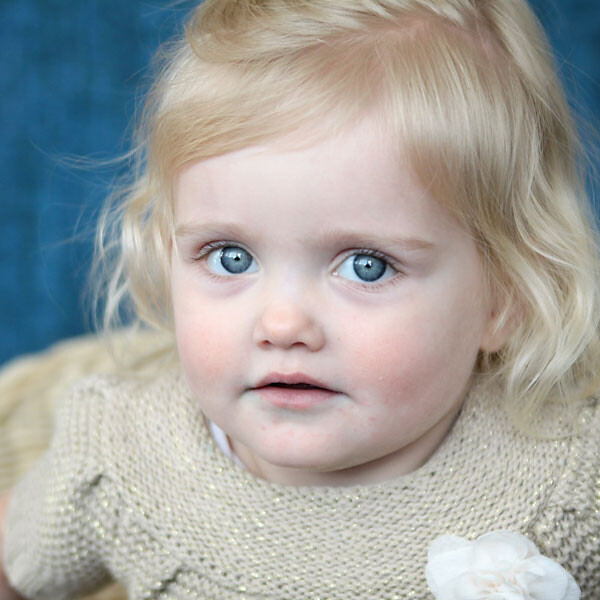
[253,299,326,351]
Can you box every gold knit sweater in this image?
[4,371,600,599]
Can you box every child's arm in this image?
[3,379,115,599]
[0,492,23,600]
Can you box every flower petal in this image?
[473,531,538,565]
[526,555,581,600]
[425,531,581,600]
[426,544,475,593]
[563,573,582,600]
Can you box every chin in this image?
[267,445,375,477]
[252,437,349,471]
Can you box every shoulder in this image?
[59,369,191,419]
[56,370,198,453]
[61,370,211,481]
[526,396,600,592]
[565,395,600,481]
[530,395,600,514]
[568,395,600,501]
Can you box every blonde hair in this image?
[94,0,600,429]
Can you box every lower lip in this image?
[253,387,339,410]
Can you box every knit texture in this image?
[4,371,600,599]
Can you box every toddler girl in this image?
[2,0,599,598]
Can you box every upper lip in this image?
[254,372,335,391]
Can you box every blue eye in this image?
[206,246,258,275]
[334,253,395,283]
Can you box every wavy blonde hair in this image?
[94,0,600,428]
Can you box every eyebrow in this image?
[312,229,436,252]
[175,222,436,252]
[175,222,247,240]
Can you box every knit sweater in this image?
[3,372,600,599]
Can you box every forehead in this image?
[172,114,468,246]
[175,121,470,260]
[175,116,420,209]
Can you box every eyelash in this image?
[190,242,404,290]
[334,248,404,292]
[191,240,250,281]
[192,240,238,261]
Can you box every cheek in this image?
[173,291,240,386]
[342,309,423,395]
[342,297,482,403]
[348,328,430,402]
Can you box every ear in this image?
[480,292,521,353]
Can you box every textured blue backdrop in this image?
[1,0,599,366]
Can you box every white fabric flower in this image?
[425,530,580,600]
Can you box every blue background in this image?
[1,1,599,366]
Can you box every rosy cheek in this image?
[346,330,413,396]
[342,307,443,407]
[174,298,235,385]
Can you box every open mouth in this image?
[252,374,339,409]
[265,382,329,391]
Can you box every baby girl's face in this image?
[171,116,506,486]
